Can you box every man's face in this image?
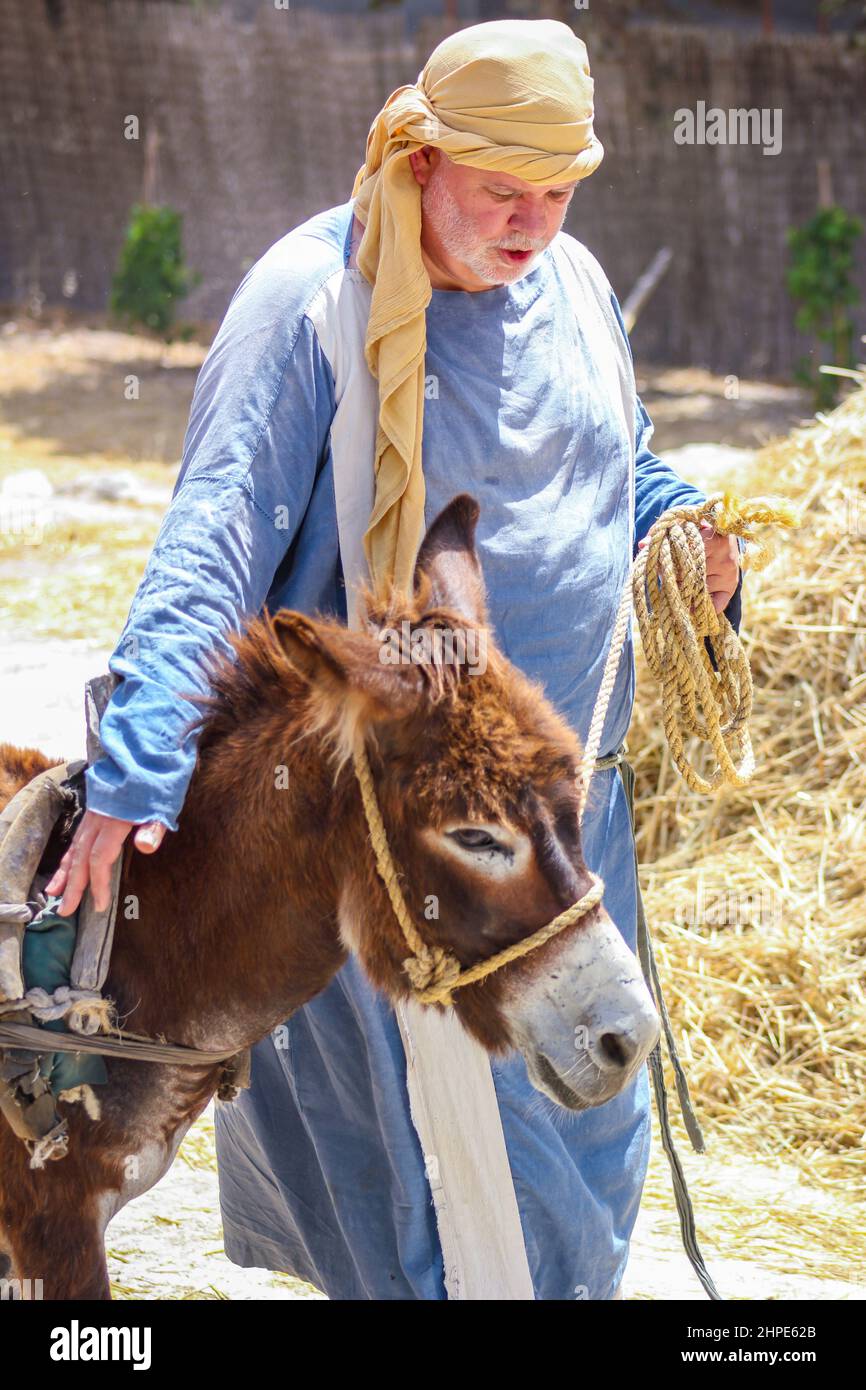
[412,147,578,291]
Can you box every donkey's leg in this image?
[0,1127,112,1300]
[1,1062,218,1301]
[8,1198,111,1300]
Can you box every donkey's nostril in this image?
[598,1031,631,1069]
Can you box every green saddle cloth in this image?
[22,894,107,1095]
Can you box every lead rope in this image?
[564,508,722,1299]
[580,491,795,1301]
[354,491,798,1297]
[575,492,795,1301]
[568,524,725,1296]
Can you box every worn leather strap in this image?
[0,1019,239,1069]
[617,749,722,1301]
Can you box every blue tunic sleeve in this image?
[633,396,705,552]
[608,291,744,644]
[84,251,336,831]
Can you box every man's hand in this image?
[637,518,741,613]
[44,811,167,917]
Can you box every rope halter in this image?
[351,734,606,1006]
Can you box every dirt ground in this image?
[1,311,859,1302]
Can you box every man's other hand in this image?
[44,810,167,917]
[637,517,741,613]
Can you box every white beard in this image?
[421,163,548,286]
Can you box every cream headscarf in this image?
[351,19,604,599]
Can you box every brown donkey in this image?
[0,494,658,1299]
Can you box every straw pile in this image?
[631,373,866,1197]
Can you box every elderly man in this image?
[47,19,741,1299]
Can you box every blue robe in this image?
[84,198,742,1299]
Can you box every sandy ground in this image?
[1,315,859,1302]
[103,1100,866,1302]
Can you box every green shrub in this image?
[110,204,200,337]
[786,206,863,411]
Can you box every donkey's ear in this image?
[413,493,488,624]
[272,611,423,720]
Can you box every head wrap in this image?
[351,19,604,599]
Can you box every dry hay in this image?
[630,372,866,1205]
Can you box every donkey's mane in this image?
[191,608,307,755]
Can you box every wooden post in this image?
[620,248,673,336]
[142,125,160,207]
[761,0,774,36]
[817,157,834,209]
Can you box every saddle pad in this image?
[22,895,107,1095]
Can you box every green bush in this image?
[110,204,200,337]
[786,206,863,411]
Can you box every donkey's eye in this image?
[448,828,507,854]
[422,822,527,877]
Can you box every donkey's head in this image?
[274,495,659,1111]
